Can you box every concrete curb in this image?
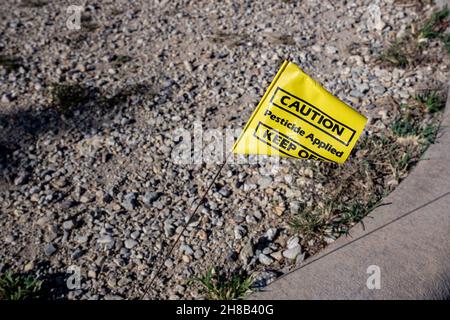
[249,85,450,300]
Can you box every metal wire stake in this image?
[139,154,230,299]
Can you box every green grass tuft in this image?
[0,270,42,300]
[442,33,450,55]
[189,267,253,300]
[390,117,418,137]
[289,207,326,240]
[420,123,440,146]
[419,5,449,40]
[415,90,445,113]
[419,5,450,56]
[379,42,408,68]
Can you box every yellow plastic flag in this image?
[233,61,367,164]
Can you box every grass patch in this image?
[442,33,450,55]
[0,55,22,73]
[419,5,449,40]
[337,199,380,231]
[289,207,326,241]
[390,117,419,136]
[390,105,441,151]
[289,91,443,254]
[420,123,440,145]
[415,90,445,113]
[379,5,450,67]
[0,270,42,300]
[290,196,383,241]
[419,5,450,56]
[379,41,409,68]
[189,267,253,300]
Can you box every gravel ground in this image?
[0,0,449,299]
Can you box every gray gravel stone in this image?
[14,172,29,186]
[142,192,161,206]
[97,235,114,244]
[218,187,232,198]
[239,241,254,264]
[258,253,274,266]
[234,225,247,240]
[1,94,11,104]
[257,176,273,189]
[124,239,138,249]
[287,236,300,249]
[44,244,57,256]
[63,220,75,230]
[180,244,194,255]
[164,223,175,237]
[283,245,302,260]
[265,228,277,241]
[122,193,138,210]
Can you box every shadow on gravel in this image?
[0,82,153,185]
[35,261,72,300]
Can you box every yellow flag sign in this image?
[233,61,367,164]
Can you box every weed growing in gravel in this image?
[50,83,91,114]
[390,117,419,137]
[442,33,450,55]
[0,270,42,300]
[290,196,383,241]
[379,41,409,68]
[420,123,440,146]
[189,268,253,300]
[391,98,442,148]
[380,5,450,67]
[337,201,373,231]
[289,100,442,254]
[0,55,22,73]
[419,5,449,41]
[418,5,450,56]
[289,208,326,241]
[415,90,445,113]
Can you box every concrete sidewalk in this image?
[250,86,450,300]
